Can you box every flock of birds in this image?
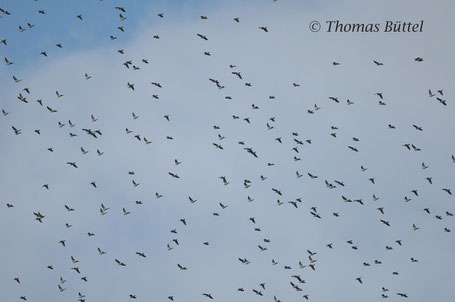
[1,1,454,302]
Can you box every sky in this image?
[1,0,455,301]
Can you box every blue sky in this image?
[1,0,454,301]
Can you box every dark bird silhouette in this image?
[197,34,208,40]
[115,259,126,266]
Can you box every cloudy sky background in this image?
[1,0,454,301]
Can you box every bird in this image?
[219,176,229,185]
[412,124,423,131]
[169,172,180,179]
[46,106,57,113]
[380,219,391,226]
[272,188,282,195]
[308,172,318,179]
[64,204,75,211]
[136,252,146,258]
[202,293,213,299]
[443,188,452,195]
[12,126,22,135]
[329,96,339,103]
[4,57,13,65]
[71,266,80,273]
[115,259,126,266]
